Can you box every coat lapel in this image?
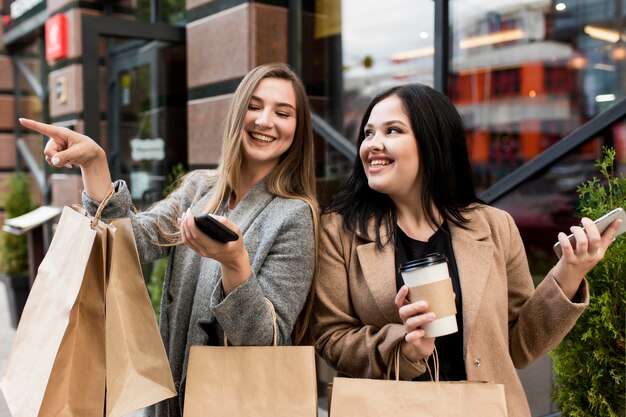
[356,220,399,323]
[356,241,399,323]
[449,213,495,357]
[227,179,274,236]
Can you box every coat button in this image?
[473,358,481,367]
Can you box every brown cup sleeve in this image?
[408,278,456,318]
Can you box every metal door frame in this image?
[81,15,185,142]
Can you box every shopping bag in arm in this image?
[0,187,176,417]
[183,299,317,417]
[0,204,106,417]
[105,215,177,415]
[329,346,508,417]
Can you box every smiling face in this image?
[241,77,297,177]
[359,95,421,201]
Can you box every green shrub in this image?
[148,257,167,318]
[0,174,33,276]
[551,147,625,416]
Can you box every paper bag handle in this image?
[90,185,117,229]
[224,297,278,347]
[387,344,439,382]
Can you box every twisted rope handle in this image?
[424,346,440,383]
[387,344,440,382]
[90,185,116,229]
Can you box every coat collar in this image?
[227,178,273,233]
[353,215,397,322]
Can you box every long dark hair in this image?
[327,83,480,248]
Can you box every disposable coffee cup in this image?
[399,253,458,338]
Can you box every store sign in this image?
[10,0,44,19]
[45,14,68,61]
[130,138,166,161]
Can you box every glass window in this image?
[302,0,435,206]
[13,39,45,204]
[450,0,626,191]
[134,0,186,26]
[103,38,187,209]
[303,0,435,140]
[493,116,625,277]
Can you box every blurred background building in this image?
[0,1,624,415]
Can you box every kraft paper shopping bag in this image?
[1,206,106,417]
[329,345,507,417]
[183,299,317,417]
[329,377,507,417]
[105,216,177,416]
[1,186,176,417]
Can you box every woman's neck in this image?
[393,195,441,242]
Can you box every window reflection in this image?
[303,0,435,206]
[451,0,626,190]
[135,0,186,25]
[303,0,435,140]
[494,122,625,277]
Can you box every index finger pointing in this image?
[19,118,68,141]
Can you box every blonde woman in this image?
[20,63,319,417]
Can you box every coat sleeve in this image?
[504,211,589,368]
[211,200,316,346]
[82,170,214,264]
[313,213,426,380]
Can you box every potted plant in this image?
[0,173,33,328]
[551,147,625,416]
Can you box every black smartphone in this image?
[553,207,626,258]
[193,214,239,243]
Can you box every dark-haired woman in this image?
[312,84,621,417]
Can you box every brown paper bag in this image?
[183,300,317,417]
[105,216,177,416]
[0,193,176,417]
[0,206,105,417]
[329,377,507,417]
[329,346,507,417]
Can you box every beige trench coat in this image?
[313,204,589,417]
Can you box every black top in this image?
[394,222,467,381]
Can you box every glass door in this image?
[107,39,187,209]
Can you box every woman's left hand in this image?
[179,209,251,294]
[552,217,622,299]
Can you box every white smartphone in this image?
[553,207,626,258]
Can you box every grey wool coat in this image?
[83,170,316,417]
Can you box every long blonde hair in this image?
[204,64,316,217]
[202,63,319,344]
